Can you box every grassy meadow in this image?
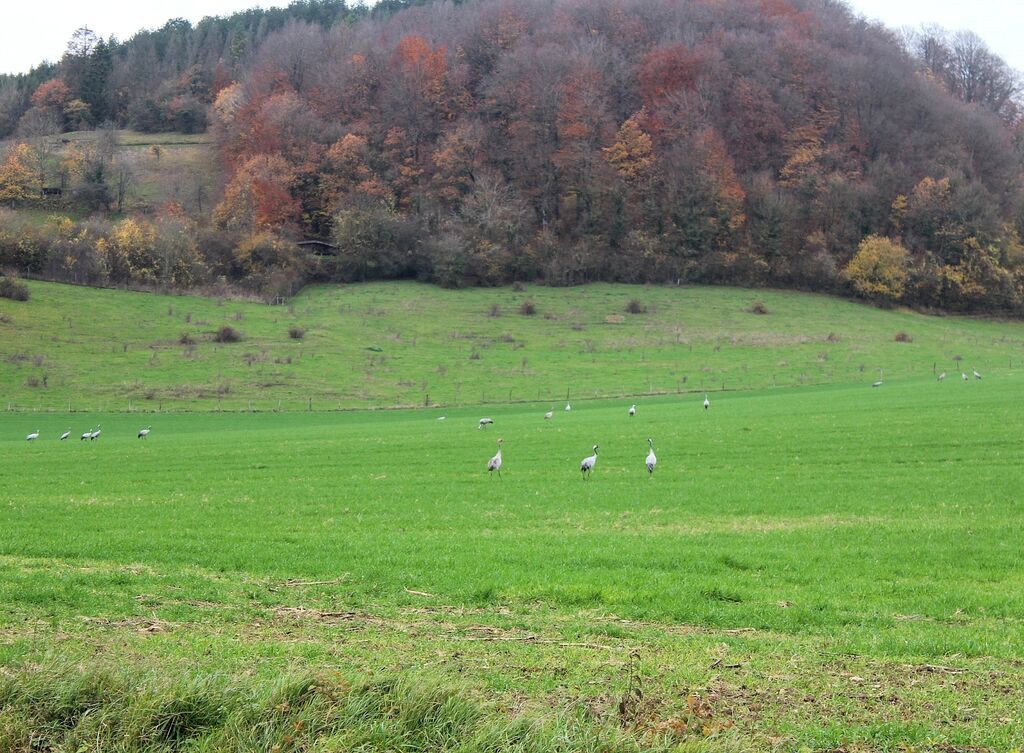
[1,281,1023,751]
[1,279,1020,411]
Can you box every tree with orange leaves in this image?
[214,154,299,232]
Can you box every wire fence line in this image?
[2,363,969,415]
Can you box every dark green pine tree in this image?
[81,38,113,124]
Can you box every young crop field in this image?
[1,282,1023,751]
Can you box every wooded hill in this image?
[1,0,1023,312]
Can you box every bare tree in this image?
[906,26,1021,122]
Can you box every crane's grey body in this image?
[580,445,598,478]
[487,439,503,478]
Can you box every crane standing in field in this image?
[646,438,657,475]
[59,429,71,440]
[973,368,982,380]
[478,418,494,429]
[937,372,946,382]
[703,394,710,410]
[628,404,636,417]
[487,439,503,478]
[26,430,39,441]
[89,425,101,441]
[962,372,969,381]
[872,369,883,388]
[565,402,572,412]
[544,408,553,420]
[580,445,599,479]
[138,426,152,439]
[81,428,94,440]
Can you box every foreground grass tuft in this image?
[0,664,686,753]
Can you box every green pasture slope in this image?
[1,282,1023,751]
[1,279,1021,411]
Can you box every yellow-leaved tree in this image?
[0,143,38,205]
[844,235,909,302]
[104,217,157,283]
[602,114,653,183]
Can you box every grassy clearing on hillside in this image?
[1,376,1022,750]
[9,129,219,214]
[2,280,1021,412]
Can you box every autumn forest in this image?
[1,0,1023,312]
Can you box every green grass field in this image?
[2,279,1020,411]
[1,282,1023,751]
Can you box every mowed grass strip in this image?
[2,279,1021,410]
[1,373,1022,749]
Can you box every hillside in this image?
[1,280,1021,411]
[1,0,1023,312]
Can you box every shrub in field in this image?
[894,331,913,343]
[179,333,196,345]
[288,326,306,340]
[214,325,243,343]
[748,300,769,315]
[625,298,647,314]
[518,300,536,316]
[0,276,29,301]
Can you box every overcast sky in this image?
[2,0,1022,76]
[848,0,1024,70]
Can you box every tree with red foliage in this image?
[637,44,704,109]
[214,154,300,232]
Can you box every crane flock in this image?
[22,424,151,442]
[476,365,991,478]
[476,392,721,479]
[15,365,991,482]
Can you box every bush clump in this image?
[518,300,537,316]
[894,331,913,343]
[288,326,306,340]
[0,277,30,301]
[747,300,769,315]
[179,333,196,345]
[625,298,647,314]
[214,326,243,343]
